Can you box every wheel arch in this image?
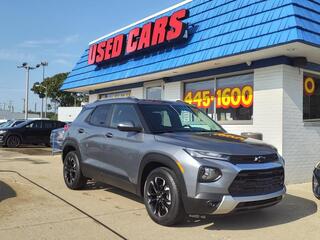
[5,133,23,145]
[62,139,81,163]
[137,153,187,198]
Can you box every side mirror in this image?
[117,122,142,132]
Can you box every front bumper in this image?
[184,187,285,215]
[214,187,285,214]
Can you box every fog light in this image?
[206,200,219,208]
[198,166,222,182]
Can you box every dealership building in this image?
[61,0,320,183]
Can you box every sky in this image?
[0,0,183,112]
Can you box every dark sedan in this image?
[0,119,65,148]
[313,162,320,199]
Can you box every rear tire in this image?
[6,135,21,148]
[144,167,186,226]
[63,151,87,190]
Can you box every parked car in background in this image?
[313,162,320,199]
[50,123,71,152]
[0,119,25,129]
[0,119,65,148]
[62,98,285,226]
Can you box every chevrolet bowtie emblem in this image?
[254,156,267,163]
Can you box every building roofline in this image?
[89,0,192,45]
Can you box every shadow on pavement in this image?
[180,194,317,230]
[0,180,16,202]
[84,181,143,203]
[1,147,52,156]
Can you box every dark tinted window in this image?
[43,121,53,129]
[89,104,111,126]
[303,73,320,120]
[12,120,24,127]
[139,104,223,133]
[26,121,42,129]
[110,104,141,128]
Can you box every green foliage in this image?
[31,72,88,107]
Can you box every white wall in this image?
[58,107,82,122]
[131,87,143,99]
[164,82,183,101]
[223,65,284,153]
[89,94,99,103]
[282,65,320,183]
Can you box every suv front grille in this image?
[229,153,278,164]
[229,167,284,197]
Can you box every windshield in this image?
[138,103,224,133]
[0,120,13,128]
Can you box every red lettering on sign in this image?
[96,41,106,63]
[87,9,189,65]
[88,44,97,65]
[127,27,141,53]
[167,9,189,41]
[104,38,114,60]
[138,23,153,50]
[152,16,169,46]
[112,34,125,58]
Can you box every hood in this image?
[154,132,277,156]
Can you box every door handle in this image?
[78,128,85,134]
[105,132,113,138]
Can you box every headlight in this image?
[198,166,222,182]
[184,148,229,161]
[277,153,285,165]
[0,130,7,135]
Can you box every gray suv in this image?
[62,98,285,226]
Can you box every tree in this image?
[31,72,88,107]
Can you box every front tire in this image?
[63,151,87,190]
[313,175,320,199]
[6,135,21,148]
[144,167,186,226]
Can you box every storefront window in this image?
[146,86,162,100]
[184,79,215,118]
[216,74,253,121]
[183,74,254,122]
[303,73,320,121]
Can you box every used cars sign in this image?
[88,9,189,65]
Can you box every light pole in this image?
[34,82,48,118]
[40,62,48,118]
[17,63,40,119]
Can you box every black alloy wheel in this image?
[6,135,21,148]
[63,151,87,190]
[144,167,185,226]
[147,176,172,217]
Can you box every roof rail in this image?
[93,97,140,104]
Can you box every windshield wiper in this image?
[152,130,175,134]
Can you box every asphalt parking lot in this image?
[0,147,319,240]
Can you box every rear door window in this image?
[43,121,54,129]
[89,104,112,127]
[26,121,42,129]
